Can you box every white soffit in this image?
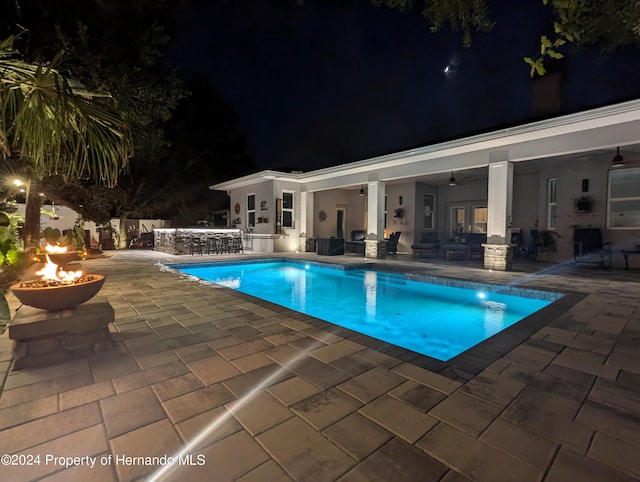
[210,99,640,190]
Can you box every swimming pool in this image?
[171,259,559,361]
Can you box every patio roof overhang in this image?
[209,98,640,192]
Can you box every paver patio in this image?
[0,249,639,481]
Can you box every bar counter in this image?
[153,228,242,255]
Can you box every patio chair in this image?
[345,230,366,254]
[386,231,401,254]
[573,227,612,268]
[411,231,440,257]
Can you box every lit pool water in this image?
[171,260,556,361]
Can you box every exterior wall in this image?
[533,155,640,264]
[437,178,488,240]
[228,181,274,235]
[512,171,540,253]
[385,182,415,253]
[414,182,439,242]
[313,189,363,239]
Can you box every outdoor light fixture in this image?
[612,146,625,167]
[448,172,457,186]
[359,185,366,196]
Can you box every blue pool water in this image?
[172,260,555,361]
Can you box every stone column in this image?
[366,181,386,258]
[484,152,514,270]
[299,190,316,252]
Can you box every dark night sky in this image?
[169,0,640,173]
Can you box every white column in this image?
[300,190,314,238]
[484,152,514,270]
[487,156,513,244]
[366,181,385,240]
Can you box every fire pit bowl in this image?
[11,275,106,311]
[33,251,81,266]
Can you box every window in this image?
[608,167,640,228]
[424,194,435,230]
[547,178,557,229]
[282,191,294,228]
[247,194,255,227]
[472,206,487,233]
[451,206,465,235]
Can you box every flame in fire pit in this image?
[36,255,83,283]
[44,243,68,254]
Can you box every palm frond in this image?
[0,35,132,187]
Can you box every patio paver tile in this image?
[236,460,293,482]
[60,380,116,410]
[2,424,107,482]
[337,366,406,403]
[0,403,101,454]
[3,358,90,390]
[339,437,448,482]
[287,356,351,390]
[133,349,181,369]
[222,363,295,397]
[230,352,273,373]
[502,343,557,371]
[553,347,620,379]
[100,386,165,438]
[112,360,189,394]
[388,380,448,412]
[216,339,275,361]
[589,431,640,479]
[354,348,403,369]
[292,387,362,430]
[417,422,542,482]
[359,395,438,443]
[0,394,58,430]
[480,418,558,468]
[428,391,502,437]
[392,363,462,395]
[177,429,269,481]
[175,405,242,450]
[545,446,635,482]
[162,384,235,424]
[458,370,527,409]
[226,391,293,436]
[330,354,376,376]
[575,399,640,447]
[151,373,204,401]
[108,418,183,482]
[266,376,321,406]
[257,417,355,482]
[0,369,93,408]
[187,355,241,385]
[309,340,364,364]
[323,412,393,460]
[502,397,593,453]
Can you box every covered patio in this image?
[0,250,638,481]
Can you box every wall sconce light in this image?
[448,172,457,186]
[612,147,625,167]
[359,185,366,196]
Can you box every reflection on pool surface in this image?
[171,260,558,361]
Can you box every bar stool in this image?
[205,235,217,255]
[218,235,231,254]
[189,236,204,255]
[230,233,243,253]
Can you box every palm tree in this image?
[0,35,132,250]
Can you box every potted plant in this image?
[574,195,593,213]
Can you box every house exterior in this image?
[210,99,640,270]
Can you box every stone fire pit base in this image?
[8,298,114,370]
